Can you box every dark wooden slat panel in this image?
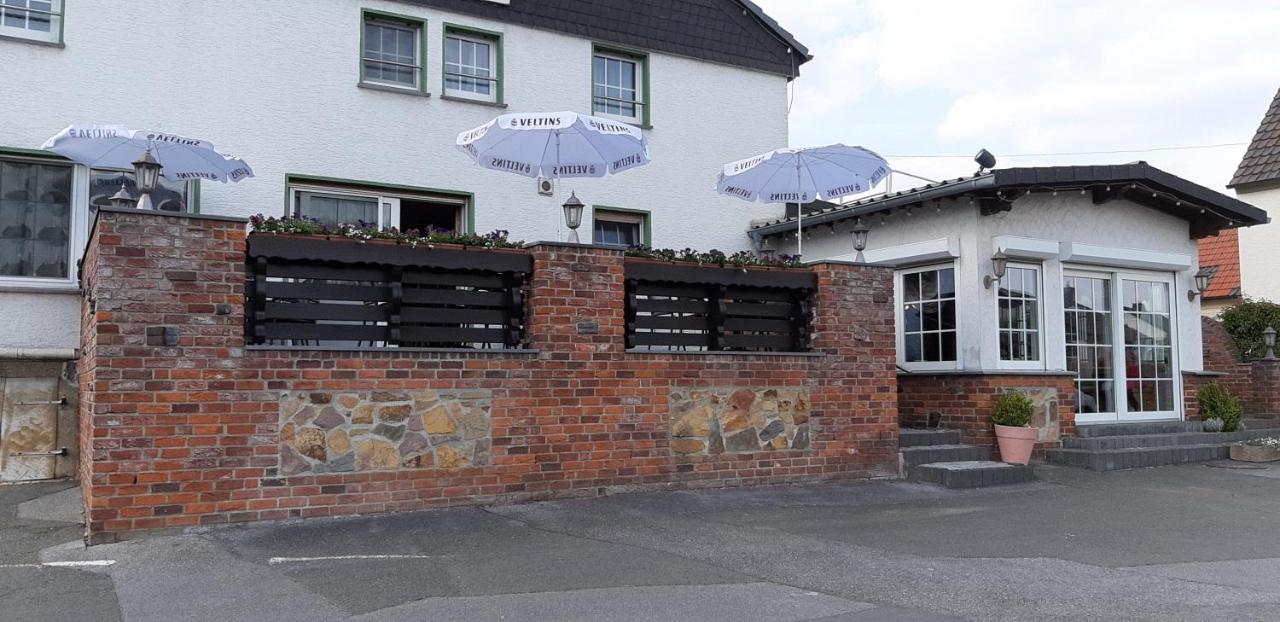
[625,261,816,290]
[631,283,709,298]
[401,326,506,343]
[266,264,385,282]
[265,302,387,322]
[723,302,794,318]
[268,281,391,302]
[402,288,507,306]
[402,272,507,288]
[633,315,709,330]
[633,298,708,314]
[722,317,792,332]
[262,323,388,341]
[722,334,794,349]
[401,307,507,324]
[631,332,712,347]
[725,287,796,302]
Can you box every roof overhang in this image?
[750,163,1269,244]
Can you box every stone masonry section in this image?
[78,210,898,543]
[669,388,810,455]
[897,373,1077,455]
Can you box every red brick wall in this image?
[79,210,898,543]
[898,373,1076,454]
[1198,316,1280,417]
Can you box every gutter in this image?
[0,348,78,361]
[749,175,998,245]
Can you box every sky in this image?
[751,0,1280,192]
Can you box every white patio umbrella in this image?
[715,144,889,257]
[456,111,650,179]
[41,124,255,184]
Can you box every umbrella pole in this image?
[795,160,803,258]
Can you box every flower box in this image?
[1230,443,1280,463]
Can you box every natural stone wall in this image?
[279,390,491,475]
[670,388,810,455]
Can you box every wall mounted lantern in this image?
[851,218,870,262]
[1187,268,1212,302]
[131,148,162,210]
[561,191,584,243]
[983,249,1008,289]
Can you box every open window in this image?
[286,176,469,234]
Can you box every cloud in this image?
[751,0,1280,190]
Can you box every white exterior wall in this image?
[0,0,791,351]
[1237,185,1280,303]
[780,194,1205,376]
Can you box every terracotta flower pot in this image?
[994,424,1038,465]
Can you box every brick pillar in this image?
[525,244,626,354]
[80,209,250,543]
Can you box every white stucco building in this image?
[1231,87,1280,303]
[754,164,1267,425]
[0,0,809,356]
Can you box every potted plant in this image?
[992,391,1037,465]
[1231,437,1280,463]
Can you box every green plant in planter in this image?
[1198,381,1243,432]
[992,391,1035,427]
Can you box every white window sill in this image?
[0,32,63,48]
[0,280,81,295]
[357,82,431,98]
[440,93,507,108]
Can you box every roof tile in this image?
[1231,88,1280,188]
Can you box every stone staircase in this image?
[899,429,1035,489]
[1046,419,1280,472]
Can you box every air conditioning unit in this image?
[536,177,554,196]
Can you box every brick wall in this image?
[79,210,898,543]
[898,373,1077,455]
[1198,316,1280,418]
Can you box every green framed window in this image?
[0,0,64,45]
[284,174,474,235]
[360,9,427,94]
[592,206,650,247]
[443,24,503,105]
[592,44,650,126]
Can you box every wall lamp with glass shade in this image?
[131,148,163,210]
[561,191,584,243]
[983,249,1008,289]
[851,218,870,262]
[1187,268,1212,302]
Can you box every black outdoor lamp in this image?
[107,182,134,210]
[132,148,163,210]
[983,249,1009,289]
[1264,326,1277,360]
[851,217,870,261]
[561,191,584,243]
[1188,268,1212,302]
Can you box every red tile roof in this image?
[1199,228,1241,300]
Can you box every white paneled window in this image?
[288,179,468,235]
[362,15,422,91]
[997,264,1042,365]
[0,0,62,44]
[592,50,645,124]
[898,265,957,368]
[592,209,646,247]
[0,156,72,280]
[445,30,498,102]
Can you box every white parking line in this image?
[0,560,116,569]
[267,554,448,565]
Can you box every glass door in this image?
[1064,270,1180,423]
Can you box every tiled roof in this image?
[401,0,810,77]
[1230,88,1280,189]
[1198,228,1241,300]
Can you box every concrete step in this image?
[909,461,1036,489]
[1063,427,1280,450]
[899,429,962,448]
[900,444,990,468]
[1075,421,1204,437]
[1045,443,1231,472]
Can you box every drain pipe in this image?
[0,348,78,361]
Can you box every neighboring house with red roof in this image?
[1231,87,1280,304]
[1197,228,1242,316]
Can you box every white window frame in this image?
[361,15,423,92]
[0,0,63,45]
[995,261,1046,371]
[443,30,498,103]
[286,181,468,234]
[895,262,961,371]
[591,208,646,247]
[0,154,85,291]
[592,50,645,124]
[1062,266,1182,423]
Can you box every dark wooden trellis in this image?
[245,235,530,349]
[624,261,815,352]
